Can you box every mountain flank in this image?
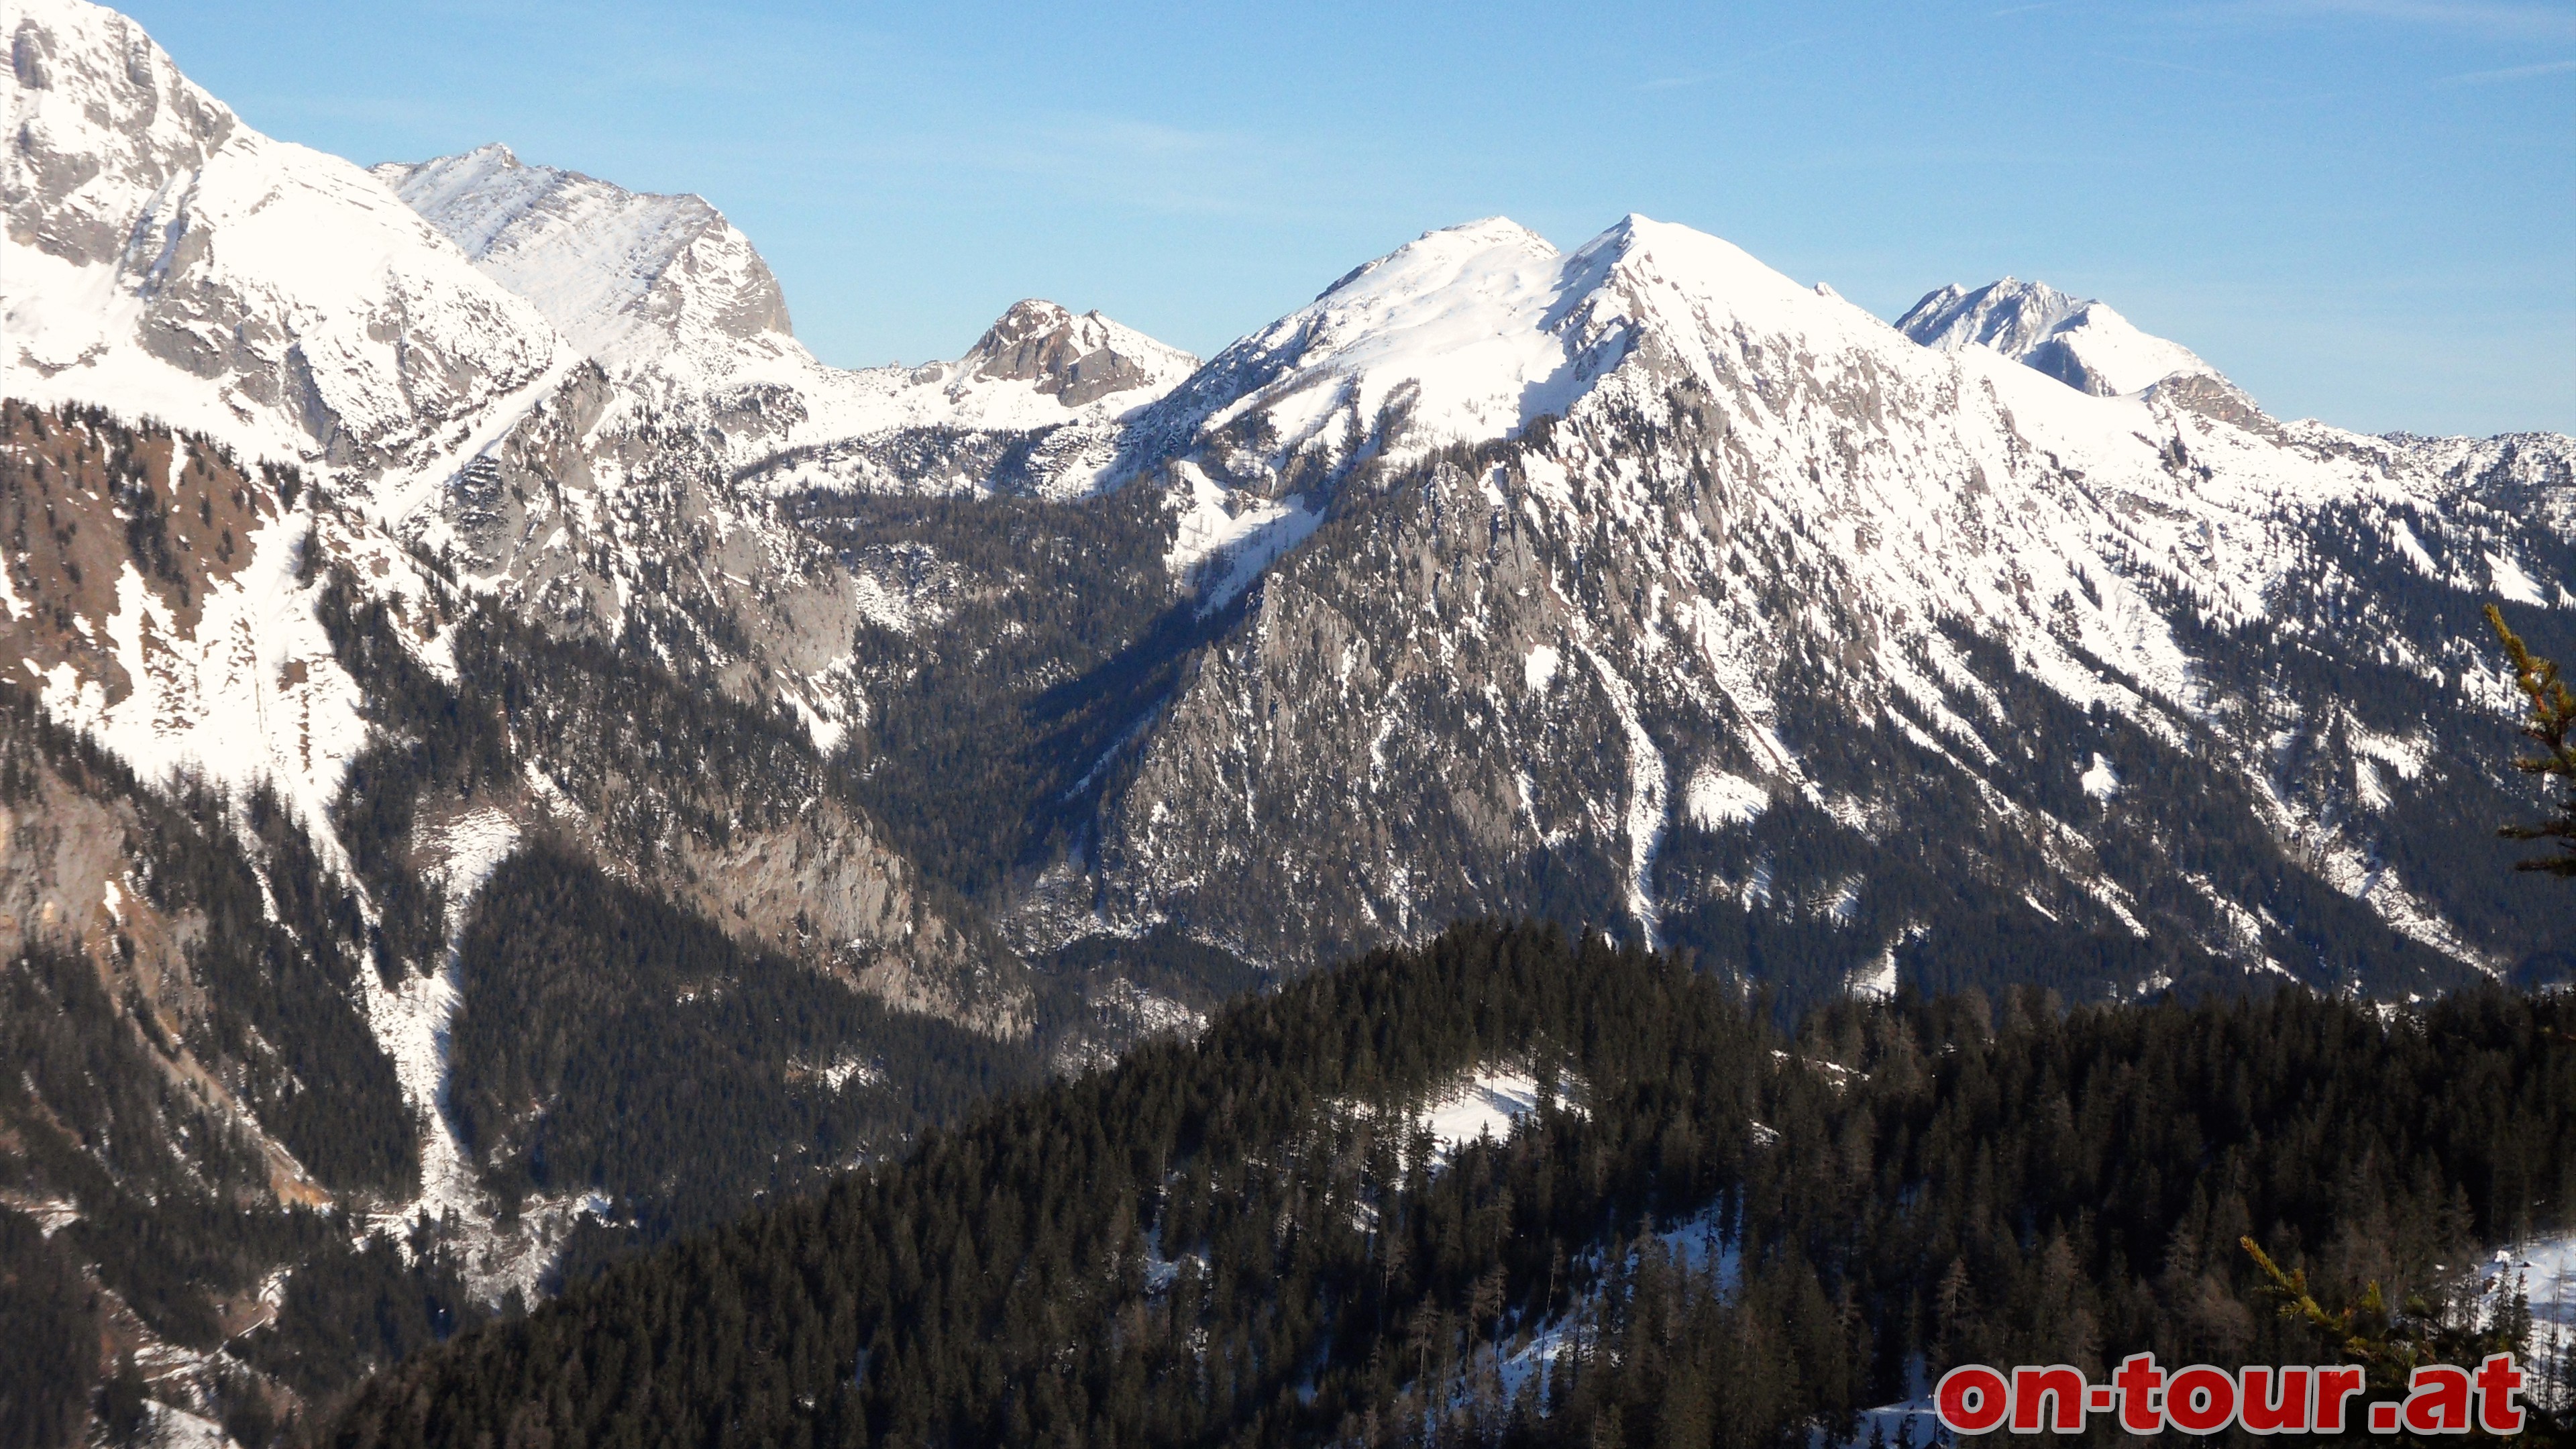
[3,0,2574,1440]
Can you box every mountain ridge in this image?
[1896,275,2216,398]
[372,144,798,380]
[4,0,2576,1436]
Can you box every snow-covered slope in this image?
[373,144,795,383]
[1114,218,1628,489]
[1055,214,2576,1003]
[2388,430,2576,544]
[1896,276,2214,397]
[1,0,574,483]
[379,145,1196,497]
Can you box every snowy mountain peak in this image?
[1578,211,1905,343]
[2,0,570,477]
[1125,212,1909,491]
[1316,217,1560,302]
[1897,275,2214,398]
[374,144,794,379]
[1119,217,1606,487]
[951,298,1198,407]
[4,0,237,264]
[1900,276,2082,354]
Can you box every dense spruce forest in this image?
[451,843,1038,1263]
[327,922,2576,1449]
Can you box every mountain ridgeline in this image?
[325,922,2576,1449]
[5,0,2576,1442]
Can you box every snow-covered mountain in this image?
[7,0,2576,1417]
[376,144,1195,494]
[1113,218,1628,490]
[1,0,576,486]
[372,144,796,384]
[0,5,1057,1402]
[1896,276,2214,397]
[1008,216,2576,1006]
[374,146,1194,433]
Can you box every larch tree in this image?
[2486,604,2576,878]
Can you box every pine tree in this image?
[2485,604,2576,877]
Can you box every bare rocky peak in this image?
[957,298,1195,408]
[2146,370,2281,438]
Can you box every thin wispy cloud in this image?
[1638,37,1823,92]
[2435,55,2576,81]
[2191,0,2576,42]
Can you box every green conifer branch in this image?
[2242,1235,2527,1391]
[2484,604,2576,876]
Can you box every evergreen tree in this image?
[2487,603,2576,877]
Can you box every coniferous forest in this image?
[0,40,2570,1446]
[324,921,2576,1449]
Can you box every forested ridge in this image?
[326,922,2576,1449]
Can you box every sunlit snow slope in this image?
[1,0,574,486]
[1896,276,2216,398]
[1063,217,2576,1008]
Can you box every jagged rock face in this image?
[1898,276,2212,398]
[961,299,1185,407]
[374,144,796,378]
[3,0,233,260]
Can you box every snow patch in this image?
[1849,943,1899,1002]
[1417,1070,1546,1155]
[2500,1228,2576,1332]
[1682,767,1767,829]
[1579,646,1668,948]
[2490,551,2553,607]
[2079,752,2121,801]
[1523,643,1560,693]
[1163,462,1324,612]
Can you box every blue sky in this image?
[122,0,2573,435]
